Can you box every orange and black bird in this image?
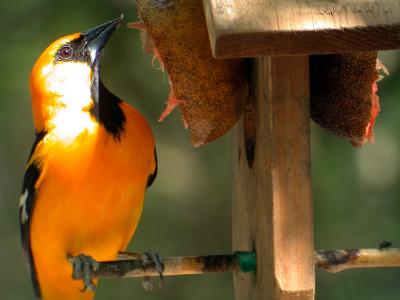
[19,16,157,299]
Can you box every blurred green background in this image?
[1,0,400,299]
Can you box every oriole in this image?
[19,16,157,300]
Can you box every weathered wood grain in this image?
[232,56,314,299]
[203,0,400,57]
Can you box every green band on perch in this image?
[234,251,256,273]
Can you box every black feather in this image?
[90,81,126,140]
[146,150,158,188]
[20,162,42,298]
[28,131,46,161]
[20,131,46,297]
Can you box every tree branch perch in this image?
[316,248,400,273]
[97,255,238,278]
[72,249,400,280]
[74,252,254,279]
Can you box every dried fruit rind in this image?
[134,0,248,147]
[310,52,384,147]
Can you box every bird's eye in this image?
[57,46,74,60]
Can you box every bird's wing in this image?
[20,131,46,297]
[146,149,157,188]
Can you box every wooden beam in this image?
[203,0,400,58]
[232,56,314,299]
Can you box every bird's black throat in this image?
[89,62,126,141]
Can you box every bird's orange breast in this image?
[29,102,156,300]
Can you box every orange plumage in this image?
[20,17,156,300]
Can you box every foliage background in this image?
[1,0,400,299]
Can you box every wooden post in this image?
[202,1,400,300]
[232,56,313,300]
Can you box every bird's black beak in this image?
[82,15,123,64]
[83,16,123,120]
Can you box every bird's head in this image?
[30,16,122,138]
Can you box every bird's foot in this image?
[141,252,165,291]
[117,251,164,291]
[69,254,99,292]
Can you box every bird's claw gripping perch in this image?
[141,252,165,291]
[69,254,99,292]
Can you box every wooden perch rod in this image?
[316,248,400,273]
[85,252,255,279]
[97,255,237,278]
[73,249,400,280]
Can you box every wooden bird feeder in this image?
[73,1,400,298]
[201,1,400,299]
